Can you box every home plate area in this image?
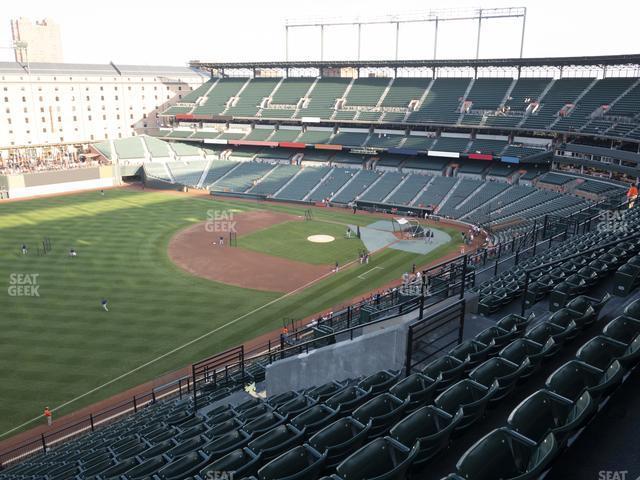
[353,219,451,255]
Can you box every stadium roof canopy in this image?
[0,61,208,77]
[190,53,640,71]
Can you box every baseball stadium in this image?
[1,4,640,480]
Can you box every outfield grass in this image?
[0,189,461,436]
[238,220,365,265]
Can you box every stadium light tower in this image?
[285,7,527,62]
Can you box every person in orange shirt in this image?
[44,407,52,426]
[627,184,638,209]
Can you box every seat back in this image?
[257,444,326,480]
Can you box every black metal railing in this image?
[192,346,244,411]
[405,299,466,375]
[0,376,190,469]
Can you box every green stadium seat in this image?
[308,417,371,470]
[166,435,207,458]
[243,412,288,436]
[291,404,341,436]
[450,428,557,480]
[209,418,246,437]
[449,340,493,373]
[496,312,535,335]
[525,322,575,354]
[352,393,408,439]
[421,356,467,392]
[124,455,168,479]
[544,360,624,402]
[174,423,208,442]
[552,305,597,332]
[305,381,348,403]
[156,451,209,480]
[138,440,175,460]
[623,298,640,320]
[97,457,139,477]
[469,357,527,403]
[613,258,640,296]
[82,458,115,476]
[475,326,519,355]
[110,437,140,456]
[80,451,112,468]
[166,409,191,426]
[549,274,590,311]
[276,395,318,417]
[603,316,640,344]
[357,370,402,395]
[507,390,596,445]
[257,445,326,480]
[434,379,498,432]
[145,428,177,443]
[238,403,275,422]
[389,406,463,468]
[202,428,253,461]
[47,463,79,478]
[206,408,237,426]
[117,442,147,460]
[567,294,611,318]
[336,436,419,480]
[199,447,262,479]
[388,373,441,413]
[506,337,556,369]
[547,310,584,342]
[325,386,372,416]
[577,335,640,370]
[247,424,306,462]
[267,391,299,408]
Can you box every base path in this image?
[168,210,331,293]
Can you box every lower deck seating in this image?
[274,167,330,201]
[210,162,276,192]
[248,164,300,196]
[143,162,171,182]
[386,174,432,206]
[413,176,457,209]
[201,161,239,187]
[308,168,356,202]
[331,170,383,204]
[359,172,405,203]
[168,160,209,187]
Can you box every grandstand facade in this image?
[101,53,632,238]
[0,62,207,147]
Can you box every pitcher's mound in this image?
[307,234,335,243]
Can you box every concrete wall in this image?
[265,309,420,396]
[8,177,116,199]
[264,296,474,396]
[5,166,116,199]
[22,167,101,187]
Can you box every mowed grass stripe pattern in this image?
[0,190,460,435]
[0,190,275,434]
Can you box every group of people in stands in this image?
[0,153,109,175]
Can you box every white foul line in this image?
[0,256,361,439]
[358,266,384,280]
